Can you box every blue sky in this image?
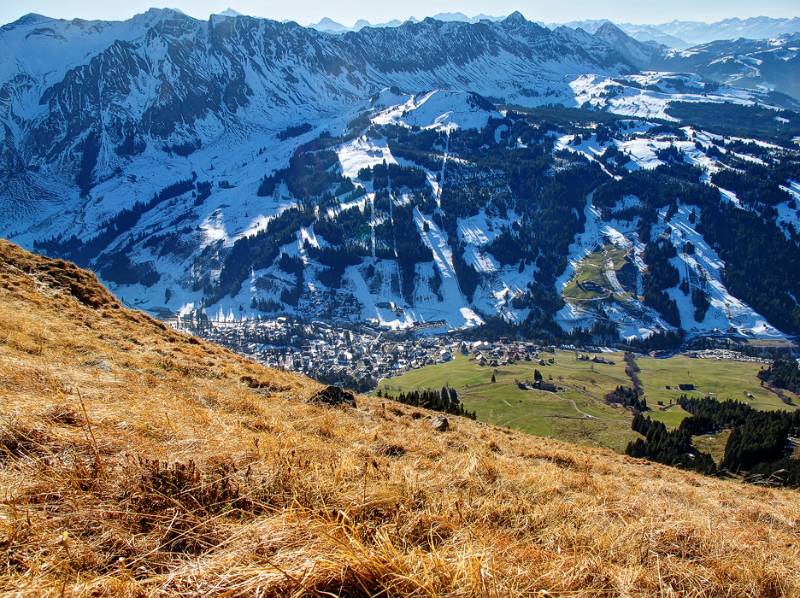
[1,0,797,28]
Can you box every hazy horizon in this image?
[1,1,798,29]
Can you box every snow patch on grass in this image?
[337,136,397,179]
[372,90,500,131]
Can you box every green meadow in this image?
[377,350,799,454]
[562,245,631,303]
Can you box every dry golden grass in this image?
[0,239,799,597]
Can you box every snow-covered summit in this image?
[216,8,243,18]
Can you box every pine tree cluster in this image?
[605,386,648,413]
[758,359,800,394]
[378,387,477,420]
[628,395,800,486]
[627,413,717,474]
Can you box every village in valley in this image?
[168,313,569,390]
[169,311,792,395]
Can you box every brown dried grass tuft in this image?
[1,239,800,596]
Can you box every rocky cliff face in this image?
[0,10,638,188]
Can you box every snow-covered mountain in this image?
[591,22,664,68]
[662,34,800,101]
[310,13,504,33]
[1,9,799,345]
[560,20,690,49]
[562,16,800,48]
[612,24,689,49]
[308,17,351,33]
[0,10,640,195]
[552,22,800,101]
[309,15,800,45]
[657,17,800,46]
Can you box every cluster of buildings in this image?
[685,349,772,365]
[167,314,559,390]
[469,340,542,367]
[169,315,463,390]
[576,353,616,365]
[173,312,718,395]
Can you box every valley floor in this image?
[378,351,800,454]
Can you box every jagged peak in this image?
[308,17,349,32]
[419,16,443,25]
[138,7,188,19]
[127,7,196,28]
[12,12,53,24]
[505,11,527,24]
[595,21,627,37]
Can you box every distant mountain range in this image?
[656,17,800,45]
[0,9,652,191]
[565,16,800,48]
[663,34,800,100]
[306,13,800,49]
[308,12,505,33]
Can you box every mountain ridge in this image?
[1,9,799,345]
[298,13,800,46]
[563,16,800,47]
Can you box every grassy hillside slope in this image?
[1,240,799,596]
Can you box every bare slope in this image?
[1,240,799,596]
